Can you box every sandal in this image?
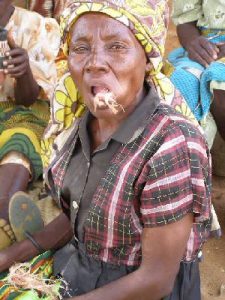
[9,191,44,242]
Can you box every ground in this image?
[201,176,225,299]
[166,13,225,300]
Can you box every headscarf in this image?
[42,0,197,168]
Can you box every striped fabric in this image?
[46,103,211,266]
[28,0,65,19]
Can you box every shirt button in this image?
[52,143,58,150]
[72,201,78,210]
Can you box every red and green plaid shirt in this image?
[46,97,211,266]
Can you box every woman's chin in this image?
[90,106,117,118]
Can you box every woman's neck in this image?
[89,117,120,151]
[88,86,147,151]
[0,5,14,27]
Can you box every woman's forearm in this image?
[34,212,73,251]
[176,21,201,49]
[0,212,72,272]
[70,266,173,300]
[14,66,40,106]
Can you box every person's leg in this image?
[0,152,45,249]
[0,100,49,248]
[0,162,30,222]
[0,156,31,250]
[211,89,225,142]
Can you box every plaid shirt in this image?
[46,93,211,267]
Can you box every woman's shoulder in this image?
[150,102,208,148]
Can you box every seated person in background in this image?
[0,0,60,250]
[167,0,225,148]
[166,0,224,237]
[0,1,211,299]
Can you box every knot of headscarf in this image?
[60,0,175,101]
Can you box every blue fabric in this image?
[168,31,225,121]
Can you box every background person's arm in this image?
[4,37,40,106]
[0,212,72,272]
[171,0,219,66]
[176,22,219,67]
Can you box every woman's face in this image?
[68,13,147,119]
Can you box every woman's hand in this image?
[3,47,30,79]
[216,43,225,60]
[3,33,40,106]
[185,36,219,67]
[3,35,31,79]
[176,22,219,67]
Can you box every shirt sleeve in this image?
[172,0,203,25]
[140,122,211,227]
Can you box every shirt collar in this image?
[112,85,160,144]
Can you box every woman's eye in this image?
[109,43,127,50]
[70,45,89,53]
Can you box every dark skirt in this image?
[164,260,200,300]
[53,240,201,299]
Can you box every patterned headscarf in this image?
[60,0,173,100]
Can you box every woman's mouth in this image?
[90,85,124,114]
[91,86,110,97]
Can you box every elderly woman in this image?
[0,1,211,299]
[0,0,60,249]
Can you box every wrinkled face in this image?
[68,13,147,119]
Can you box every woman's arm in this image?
[3,36,40,106]
[176,21,219,67]
[69,214,193,300]
[0,212,72,272]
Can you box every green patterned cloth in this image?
[0,100,50,181]
[0,251,61,300]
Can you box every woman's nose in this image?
[85,49,109,73]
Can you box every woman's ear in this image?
[145,62,152,74]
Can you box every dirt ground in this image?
[200,176,225,300]
[166,11,225,300]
